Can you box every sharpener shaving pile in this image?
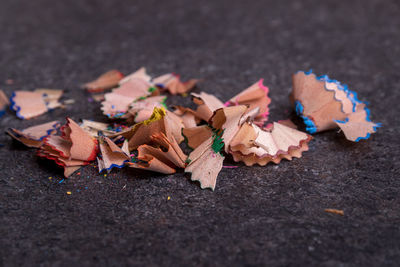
[2,68,380,190]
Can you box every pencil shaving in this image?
[335,103,381,142]
[229,122,312,166]
[83,70,124,92]
[153,73,198,95]
[119,67,151,85]
[123,96,166,123]
[101,77,154,118]
[185,133,224,190]
[325,209,344,216]
[210,105,248,153]
[292,70,380,141]
[123,107,184,150]
[191,92,225,121]
[172,106,198,128]
[225,79,271,124]
[6,121,60,148]
[37,118,98,177]
[10,89,63,119]
[97,136,130,172]
[182,125,213,149]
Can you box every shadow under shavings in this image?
[122,165,172,181]
[36,156,65,175]
[7,138,32,150]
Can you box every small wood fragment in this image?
[324,209,344,216]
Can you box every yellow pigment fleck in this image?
[143,107,166,125]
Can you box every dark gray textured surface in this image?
[1,0,400,266]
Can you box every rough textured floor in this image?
[1,0,399,266]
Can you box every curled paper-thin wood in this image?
[66,118,99,161]
[101,78,154,118]
[83,69,124,92]
[128,132,187,174]
[191,92,225,121]
[172,106,198,128]
[150,132,187,168]
[230,140,310,166]
[80,120,116,137]
[182,125,213,149]
[185,134,224,191]
[128,154,176,174]
[123,96,166,123]
[291,71,346,133]
[291,70,380,141]
[37,118,98,177]
[37,89,64,110]
[229,122,312,166]
[210,105,248,153]
[153,73,198,95]
[126,107,184,150]
[10,90,63,119]
[335,104,381,142]
[6,121,60,148]
[97,137,130,172]
[119,67,151,85]
[225,79,271,124]
[264,119,297,131]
